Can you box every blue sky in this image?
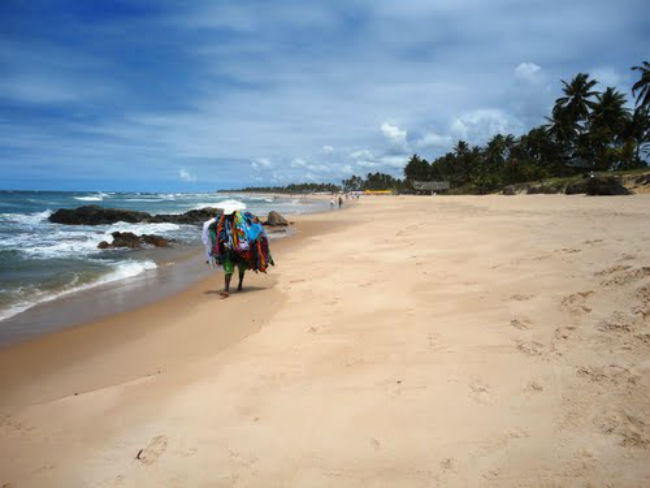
[1,0,647,191]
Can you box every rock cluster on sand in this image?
[49,205,222,225]
[566,176,631,196]
[98,231,171,249]
[265,211,289,226]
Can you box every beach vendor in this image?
[202,200,274,298]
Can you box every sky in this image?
[0,0,647,191]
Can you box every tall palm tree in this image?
[632,61,650,111]
[590,87,629,136]
[588,87,630,170]
[555,73,599,125]
[625,107,650,161]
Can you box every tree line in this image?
[345,62,650,193]
[234,182,341,193]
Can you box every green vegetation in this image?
[364,64,649,194]
[235,182,341,193]
[237,65,649,195]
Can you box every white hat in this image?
[217,199,247,215]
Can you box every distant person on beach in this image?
[338,196,343,208]
[330,198,335,208]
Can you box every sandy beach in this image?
[1,194,648,487]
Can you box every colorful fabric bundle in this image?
[207,211,274,273]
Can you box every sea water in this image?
[0,190,327,323]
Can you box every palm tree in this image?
[454,140,468,156]
[632,61,650,111]
[625,107,650,162]
[588,87,630,170]
[546,73,599,165]
[590,87,629,134]
[556,73,598,123]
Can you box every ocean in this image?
[0,190,328,325]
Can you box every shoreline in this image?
[1,194,647,486]
[0,194,342,346]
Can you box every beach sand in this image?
[1,195,648,487]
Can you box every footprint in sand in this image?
[600,267,650,287]
[136,435,168,465]
[525,380,544,393]
[594,264,632,276]
[560,291,594,315]
[469,381,491,403]
[510,317,532,330]
[597,314,633,335]
[515,340,545,357]
[507,294,533,302]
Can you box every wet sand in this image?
[0,195,648,487]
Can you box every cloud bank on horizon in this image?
[0,0,647,191]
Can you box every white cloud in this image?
[380,122,408,147]
[349,149,374,160]
[322,145,334,153]
[450,109,524,144]
[416,131,453,149]
[379,154,409,168]
[591,67,622,90]
[179,168,197,182]
[514,62,542,83]
[251,157,273,170]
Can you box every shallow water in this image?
[0,190,327,324]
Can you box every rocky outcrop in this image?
[265,210,289,226]
[150,208,222,224]
[584,176,631,195]
[526,183,564,194]
[49,205,222,225]
[98,231,171,249]
[565,180,589,194]
[565,177,631,196]
[50,206,151,225]
[502,185,517,195]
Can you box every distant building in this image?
[412,180,450,194]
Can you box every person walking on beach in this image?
[338,196,343,208]
[218,211,247,297]
[202,202,274,298]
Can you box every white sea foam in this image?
[0,259,158,322]
[122,198,164,202]
[0,221,183,259]
[0,209,52,225]
[74,192,109,202]
[108,222,181,234]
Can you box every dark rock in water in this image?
[584,176,630,196]
[150,207,221,224]
[266,210,288,226]
[49,205,151,225]
[97,231,171,249]
[109,231,142,248]
[565,180,589,194]
[50,205,222,225]
[502,185,516,195]
[141,234,170,247]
